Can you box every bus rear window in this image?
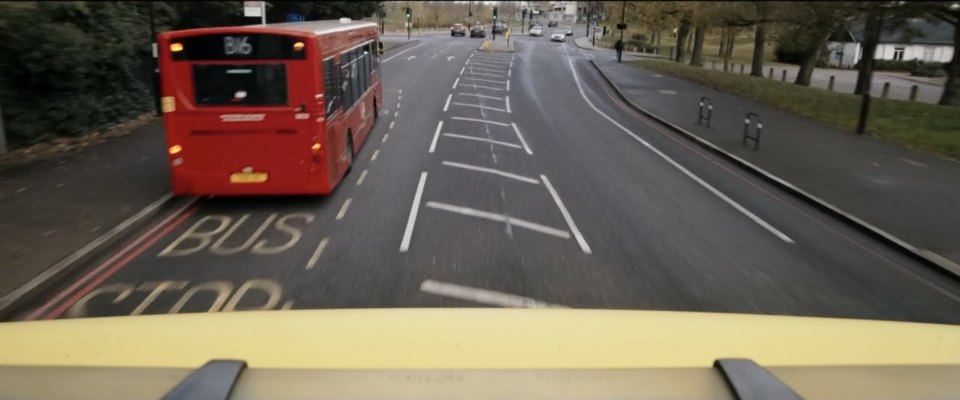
[193,64,288,106]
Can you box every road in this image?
[14,34,960,323]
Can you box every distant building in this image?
[827,19,955,68]
[547,1,578,23]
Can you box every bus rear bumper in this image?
[171,170,333,196]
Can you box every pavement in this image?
[4,34,960,324]
[590,57,960,269]
[0,120,171,300]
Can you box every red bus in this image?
[158,19,382,195]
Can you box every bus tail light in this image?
[168,145,183,155]
[293,41,305,51]
[170,43,184,52]
[311,143,322,152]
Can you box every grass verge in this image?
[631,60,960,159]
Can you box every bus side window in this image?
[364,44,373,78]
[323,58,341,117]
[341,52,354,108]
[353,48,362,102]
[359,47,368,94]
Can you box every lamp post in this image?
[619,0,626,43]
[148,1,161,116]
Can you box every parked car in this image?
[563,27,573,36]
[547,20,558,27]
[529,26,544,37]
[470,25,486,38]
[492,22,507,34]
[550,31,566,42]
[451,23,466,36]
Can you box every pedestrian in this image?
[614,39,624,63]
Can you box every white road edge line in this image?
[541,175,592,254]
[457,93,504,100]
[336,198,353,220]
[460,66,465,75]
[469,62,509,69]
[464,70,502,78]
[511,122,533,155]
[389,121,395,130]
[458,83,504,91]
[508,69,512,78]
[466,66,502,73]
[451,102,508,113]
[470,58,509,63]
[450,116,510,126]
[371,149,380,161]
[429,121,443,153]
[426,201,571,239]
[356,169,369,186]
[567,59,795,244]
[505,96,511,113]
[400,172,428,252]
[443,133,521,149]
[452,77,460,89]
[443,94,452,112]
[305,237,330,270]
[506,80,511,92]
[420,280,567,308]
[461,77,508,84]
[382,43,422,62]
[382,133,389,143]
[442,161,540,184]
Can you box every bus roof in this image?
[248,19,377,36]
[164,19,377,38]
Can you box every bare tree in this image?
[774,2,855,86]
[913,1,960,106]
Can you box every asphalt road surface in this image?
[15,34,960,323]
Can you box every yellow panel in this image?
[0,309,958,369]
[229,172,268,183]
[161,96,175,113]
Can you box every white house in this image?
[547,1,578,23]
[827,19,954,68]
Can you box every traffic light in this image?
[493,6,498,21]
[405,7,411,19]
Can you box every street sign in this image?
[243,1,264,18]
[286,13,304,22]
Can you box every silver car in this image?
[550,31,566,42]
[530,26,543,37]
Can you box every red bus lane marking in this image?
[25,200,201,320]
[43,205,200,319]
